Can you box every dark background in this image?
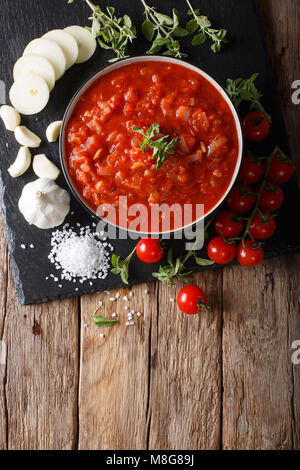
[0,0,299,304]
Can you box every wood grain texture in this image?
[221,0,300,450]
[148,271,222,450]
[258,0,300,181]
[0,220,8,450]
[78,284,153,450]
[222,256,300,449]
[0,0,299,451]
[3,266,79,450]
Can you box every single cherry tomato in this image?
[267,152,295,184]
[249,211,276,240]
[214,210,243,238]
[259,183,284,211]
[237,240,264,267]
[238,155,265,184]
[136,238,164,263]
[207,236,236,265]
[177,285,208,315]
[227,184,256,213]
[243,112,271,142]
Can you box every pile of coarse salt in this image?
[48,225,113,283]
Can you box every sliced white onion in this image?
[23,38,66,80]
[9,73,50,115]
[33,154,60,180]
[43,30,78,69]
[64,26,96,63]
[13,54,56,91]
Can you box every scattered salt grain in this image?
[99,333,105,338]
[170,298,175,302]
[112,313,117,317]
[129,292,133,298]
[109,297,116,302]
[137,312,142,317]
[124,306,128,310]
[144,290,149,294]
[115,293,120,299]
[98,301,103,307]
[48,225,113,283]
[29,244,35,249]
[84,324,88,328]
[20,244,26,249]
[123,295,128,301]
[105,290,111,295]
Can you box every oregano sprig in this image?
[68,0,136,63]
[111,247,137,285]
[132,123,178,170]
[226,73,272,121]
[140,0,188,58]
[152,249,214,286]
[185,0,228,53]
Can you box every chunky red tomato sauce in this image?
[66,61,239,231]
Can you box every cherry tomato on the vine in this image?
[136,238,164,263]
[238,155,265,184]
[249,211,276,240]
[267,153,295,184]
[243,112,271,142]
[227,184,256,213]
[214,210,243,238]
[207,236,236,265]
[237,240,264,267]
[259,183,284,211]
[177,285,208,315]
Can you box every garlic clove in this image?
[33,153,60,180]
[46,121,62,142]
[0,105,21,131]
[14,126,41,148]
[8,146,31,178]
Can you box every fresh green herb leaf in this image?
[152,249,214,286]
[93,314,118,327]
[186,0,228,53]
[140,0,188,58]
[226,73,272,121]
[132,123,178,170]
[68,0,136,62]
[111,247,136,285]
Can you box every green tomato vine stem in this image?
[241,145,280,241]
[139,0,175,42]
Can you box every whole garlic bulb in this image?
[18,178,70,229]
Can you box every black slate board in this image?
[0,0,299,305]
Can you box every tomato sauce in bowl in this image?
[63,59,241,233]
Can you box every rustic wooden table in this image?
[0,0,299,450]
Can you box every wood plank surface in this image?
[3,272,79,450]
[222,255,300,449]
[0,0,299,451]
[221,0,300,450]
[0,221,8,450]
[78,284,154,450]
[148,272,222,450]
